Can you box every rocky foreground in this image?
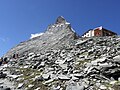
[1,17,120,90]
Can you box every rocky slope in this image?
[1,17,120,90]
[4,16,79,58]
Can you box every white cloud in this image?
[0,38,5,42]
[30,33,44,39]
[0,37,9,42]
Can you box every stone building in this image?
[82,26,117,37]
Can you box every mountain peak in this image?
[55,16,66,24]
[4,16,79,58]
[46,16,72,33]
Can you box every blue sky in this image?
[0,0,120,57]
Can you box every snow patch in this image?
[71,28,75,33]
[30,33,44,39]
[65,22,70,25]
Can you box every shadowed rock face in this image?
[4,16,79,58]
[55,16,66,24]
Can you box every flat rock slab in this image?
[58,75,70,80]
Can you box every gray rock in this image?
[0,86,3,89]
[42,74,50,80]
[55,59,66,65]
[43,79,54,84]
[0,82,4,85]
[7,75,19,79]
[71,76,79,81]
[28,84,34,88]
[73,74,83,78]
[35,75,44,81]
[52,85,61,90]
[95,83,101,87]
[0,72,7,79]
[66,83,85,90]
[17,83,24,89]
[59,64,67,70]
[113,55,120,63]
[3,87,11,90]
[58,75,70,80]
[99,63,112,67]
[99,85,107,90]
[39,62,45,67]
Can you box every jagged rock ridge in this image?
[4,16,79,58]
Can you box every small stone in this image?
[113,55,120,60]
[99,63,111,67]
[71,76,79,80]
[52,85,61,90]
[43,79,54,84]
[66,83,85,90]
[59,64,67,70]
[100,85,107,90]
[3,87,11,90]
[28,84,34,88]
[58,75,70,80]
[42,74,50,80]
[73,74,83,78]
[118,77,120,81]
[55,59,66,64]
[96,83,101,87]
[17,83,24,89]
[34,87,40,90]
[0,72,7,78]
[24,66,29,68]
[0,86,3,88]
[108,87,114,90]
[16,77,23,81]
[73,70,80,73]
[0,82,4,85]
[110,81,117,85]
[2,64,8,68]
[28,52,34,56]
[35,75,43,81]
[7,75,19,79]
[40,62,45,66]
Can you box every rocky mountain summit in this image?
[4,16,79,58]
[1,16,120,90]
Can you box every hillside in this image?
[0,17,120,90]
[4,16,79,58]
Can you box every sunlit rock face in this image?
[4,16,79,58]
